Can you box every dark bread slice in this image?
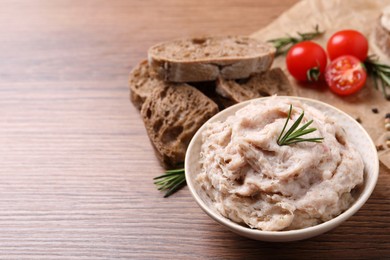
[375,15,390,58]
[148,36,276,83]
[215,68,293,103]
[141,84,219,167]
[129,60,227,111]
[129,60,162,110]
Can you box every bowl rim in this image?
[185,96,379,238]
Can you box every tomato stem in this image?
[307,67,321,82]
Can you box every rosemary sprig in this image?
[364,55,390,100]
[277,105,324,146]
[154,168,186,198]
[267,25,324,56]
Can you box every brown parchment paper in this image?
[251,0,390,168]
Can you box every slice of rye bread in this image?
[375,15,390,58]
[129,60,165,110]
[141,84,219,167]
[129,60,232,111]
[215,68,293,103]
[148,35,276,83]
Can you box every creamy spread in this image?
[196,99,364,231]
[381,6,390,31]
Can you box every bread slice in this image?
[215,68,293,103]
[141,84,218,167]
[148,36,276,83]
[375,15,390,58]
[129,60,162,110]
[129,60,232,112]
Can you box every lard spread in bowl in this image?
[185,96,378,241]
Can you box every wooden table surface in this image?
[1,0,389,258]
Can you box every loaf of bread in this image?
[141,84,219,167]
[148,36,276,83]
[375,11,390,58]
[215,68,292,103]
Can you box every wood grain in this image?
[0,0,389,259]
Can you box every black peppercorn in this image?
[376,144,384,151]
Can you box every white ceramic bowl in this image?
[185,96,379,242]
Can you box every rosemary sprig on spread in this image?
[267,25,324,56]
[277,105,324,146]
[364,55,390,100]
[154,168,186,198]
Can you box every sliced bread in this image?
[141,84,219,167]
[129,60,231,111]
[148,36,276,83]
[129,60,162,110]
[215,68,293,103]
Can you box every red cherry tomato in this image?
[327,30,368,61]
[286,41,327,82]
[325,55,367,96]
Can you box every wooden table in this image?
[1,0,389,258]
